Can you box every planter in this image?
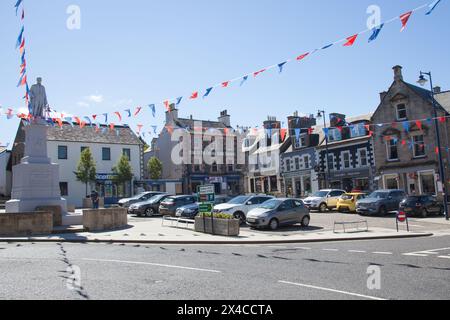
[194,216,240,236]
[82,208,128,232]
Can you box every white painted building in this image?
[0,147,12,197]
[10,121,144,208]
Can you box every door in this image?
[278,200,295,224]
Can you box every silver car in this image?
[246,198,311,230]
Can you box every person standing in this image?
[91,189,99,209]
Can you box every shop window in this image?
[270,176,278,191]
[420,172,436,194]
[413,135,425,158]
[385,176,399,189]
[58,146,68,160]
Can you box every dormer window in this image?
[396,104,407,121]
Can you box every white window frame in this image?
[412,134,426,158]
[341,151,352,169]
[396,104,407,121]
[357,148,369,168]
[325,154,336,171]
[383,174,399,190]
[417,170,437,195]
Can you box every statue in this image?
[29,77,48,118]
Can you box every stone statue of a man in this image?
[29,77,48,118]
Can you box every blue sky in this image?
[0,0,449,146]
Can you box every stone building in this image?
[372,65,450,197]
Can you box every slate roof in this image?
[45,122,143,145]
[435,91,450,113]
[174,118,228,129]
[405,83,449,114]
[0,147,6,154]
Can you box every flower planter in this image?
[194,216,240,236]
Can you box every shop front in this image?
[95,173,132,206]
[283,170,317,198]
[381,169,438,196]
[328,168,372,193]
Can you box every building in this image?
[317,113,376,192]
[0,146,12,197]
[9,121,144,208]
[245,116,290,196]
[151,106,245,195]
[372,65,450,197]
[281,112,320,197]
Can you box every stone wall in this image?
[36,206,62,227]
[0,211,53,236]
[82,208,128,232]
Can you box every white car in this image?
[213,195,274,223]
[303,189,346,212]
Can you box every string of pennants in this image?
[3,0,444,140]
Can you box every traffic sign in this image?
[199,203,213,213]
[197,185,215,203]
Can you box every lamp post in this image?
[417,71,449,220]
[317,110,331,189]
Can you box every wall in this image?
[47,141,142,208]
[0,151,11,197]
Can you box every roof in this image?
[45,122,143,146]
[435,91,450,113]
[0,147,6,154]
[404,83,449,115]
[315,113,373,145]
[175,118,228,130]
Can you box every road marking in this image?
[373,252,393,255]
[322,249,339,252]
[402,253,428,257]
[403,247,450,258]
[82,258,222,273]
[348,250,366,253]
[295,247,311,250]
[438,256,450,259]
[279,281,387,300]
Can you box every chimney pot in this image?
[393,65,403,81]
[434,86,441,94]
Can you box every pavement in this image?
[0,214,435,244]
[0,235,449,300]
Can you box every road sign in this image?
[197,185,215,203]
[199,203,213,213]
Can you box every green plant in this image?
[112,155,134,196]
[198,212,234,220]
[147,157,163,180]
[74,148,97,197]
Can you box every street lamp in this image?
[317,110,331,189]
[417,71,449,221]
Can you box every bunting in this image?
[400,11,413,32]
[426,0,442,15]
[368,24,384,43]
[343,34,358,47]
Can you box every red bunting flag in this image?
[401,139,407,146]
[56,118,63,128]
[337,126,343,132]
[19,38,25,54]
[343,34,358,47]
[164,100,170,111]
[137,124,143,134]
[435,147,440,155]
[109,123,115,131]
[134,106,142,116]
[222,81,229,88]
[74,116,81,125]
[223,128,229,135]
[166,125,174,135]
[400,11,413,32]
[296,53,309,61]
[190,92,198,100]
[92,115,97,120]
[439,117,446,123]
[308,128,314,135]
[253,69,266,78]
[280,129,287,142]
[18,75,27,87]
[416,120,423,130]
[114,112,122,122]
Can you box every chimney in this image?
[165,103,178,124]
[393,65,403,82]
[218,110,231,127]
[434,86,441,94]
[380,91,388,101]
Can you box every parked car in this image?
[118,191,165,208]
[399,195,444,218]
[303,189,346,212]
[337,193,367,213]
[213,194,274,223]
[128,194,171,217]
[246,198,310,230]
[159,195,197,217]
[356,190,406,216]
[175,195,231,219]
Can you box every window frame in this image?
[386,139,399,161]
[58,145,68,160]
[412,135,426,158]
[102,147,111,161]
[396,104,407,121]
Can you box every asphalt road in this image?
[0,235,449,300]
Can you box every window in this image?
[102,147,111,161]
[295,158,300,170]
[413,135,425,158]
[350,123,367,138]
[285,159,291,172]
[58,146,68,160]
[359,149,368,167]
[123,148,131,161]
[327,129,342,142]
[59,182,68,196]
[396,104,407,121]
[227,164,234,172]
[342,152,351,169]
[193,165,200,172]
[385,176,399,189]
[325,154,335,170]
[304,156,310,169]
[81,146,88,153]
[386,139,399,161]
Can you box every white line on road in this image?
[438,256,450,259]
[322,249,339,252]
[402,253,428,257]
[278,281,387,300]
[82,258,222,273]
[348,250,367,253]
[373,252,393,255]
[294,247,312,250]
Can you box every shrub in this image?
[198,212,234,220]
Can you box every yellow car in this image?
[337,193,367,213]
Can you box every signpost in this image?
[198,185,216,234]
[396,211,409,232]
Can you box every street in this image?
[0,235,449,300]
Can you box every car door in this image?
[277,200,293,224]
[327,191,344,208]
[427,196,439,213]
[293,200,307,223]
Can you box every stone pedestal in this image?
[6,123,67,214]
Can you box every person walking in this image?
[91,189,99,209]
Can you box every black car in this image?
[128,194,170,217]
[159,195,198,216]
[399,195,444,218]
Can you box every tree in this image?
[74,148,97,197]
[112,155,134,197]
[148,157,163,180]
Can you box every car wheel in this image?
[319,203,328,213]
[301,216,310,227]
[145,208,155,217]
[234,212,246,225]
[379,206,387,216]
[421,208,428,218]
[269,219,279,231]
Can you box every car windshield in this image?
[149,194,166,203]
[164,198,176,203]
[367,192,389,199]
[228,196,251,205]
[312,191,329,197]
[260,199,282,210]
[133,193,149,200]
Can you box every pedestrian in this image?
[91,189,99,209]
